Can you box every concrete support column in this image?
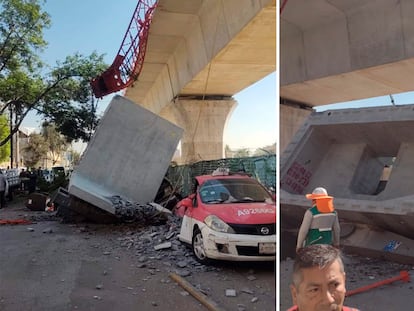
[280,98,313,153]
[162,98,237,164]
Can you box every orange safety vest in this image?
[287,306,359,311]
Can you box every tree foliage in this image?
[0,114,10,162]
[0,0,50,74]
[23,132,47,168]
[0,0,108,147]
[41,122,68,165]
[39,53,107,142]
[67,149,81,167]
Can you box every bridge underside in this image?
[125,0,276,163]
[281,0,414,106]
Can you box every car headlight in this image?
[204,215,235,233]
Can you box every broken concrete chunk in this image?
[176,260,188,268]
[225,289,237,297]
[165,231,175,240]
[176,269,191,277]
[241,288,254,295]
[67,96,183,223]
[154,242,172,250]
[251,297,259,303]
[247,275,257,281]
[237,304,247,311]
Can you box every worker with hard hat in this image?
[296,187,340,252]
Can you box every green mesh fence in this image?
[166,154,276,197]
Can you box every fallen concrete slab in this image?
[280,104,414,262]
[67,95,183,217]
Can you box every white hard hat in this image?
[312,187,328,195]
[306,187,329,199]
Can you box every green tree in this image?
[23,132,48,168]
[67,149,81,167]
[0,115,10,162]
[41,122,68,165]
[253,143,276,156]
[233,148,251,158]
[39,53,107,142]
[0,0,50,74]
[0,0,108,146]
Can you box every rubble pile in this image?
[344,254,412,284]
[107,195,171,225]
[114,214,221,276]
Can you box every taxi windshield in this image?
[199,178,273,204]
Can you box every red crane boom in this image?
[91,0,158,98]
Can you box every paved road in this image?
[0,197,275,311]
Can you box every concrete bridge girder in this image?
[126,0,275,108]
[281,0,414,106]
[160,98,237,164]
[125,0,275,163]
[280,104,414,239]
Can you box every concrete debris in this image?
[251,296,259,303]
[42,228,53,234]
[241,288,254,295]
[237,304,247,311]
[180,291,190,296]
[176,260,188,268]
[108,196,171,224]
[247,275,257,281]
[104,215,221,275]
[175,269,191,277]
[154,242,172,250]
[225,289,237,297]
[95,284,103,290]
[165,231,175,240]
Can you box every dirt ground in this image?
[279,233,414,311]
[0,195,275,311]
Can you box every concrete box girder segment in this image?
[280,104,414,240]
[68,96,183,214]
[126,0,275,110]
[280,0,414,106]
[124,0,275,164]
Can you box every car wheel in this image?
[192,228,210,264]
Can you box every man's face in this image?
[290,260,346,311]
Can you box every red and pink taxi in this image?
[174,168,276,263]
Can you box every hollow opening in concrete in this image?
[373,160,394,195]
[351,151,396,195]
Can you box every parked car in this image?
[52,166,65,177]
[174,168,276,263]
[40,169,54,183]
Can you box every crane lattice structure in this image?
[91,0,158,98]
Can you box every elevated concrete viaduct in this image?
[280,0,414,151]
[125,0,276,164]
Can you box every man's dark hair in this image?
[292,244,344,287]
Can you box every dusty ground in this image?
[280,232,414,311]
[0,195,275,311]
